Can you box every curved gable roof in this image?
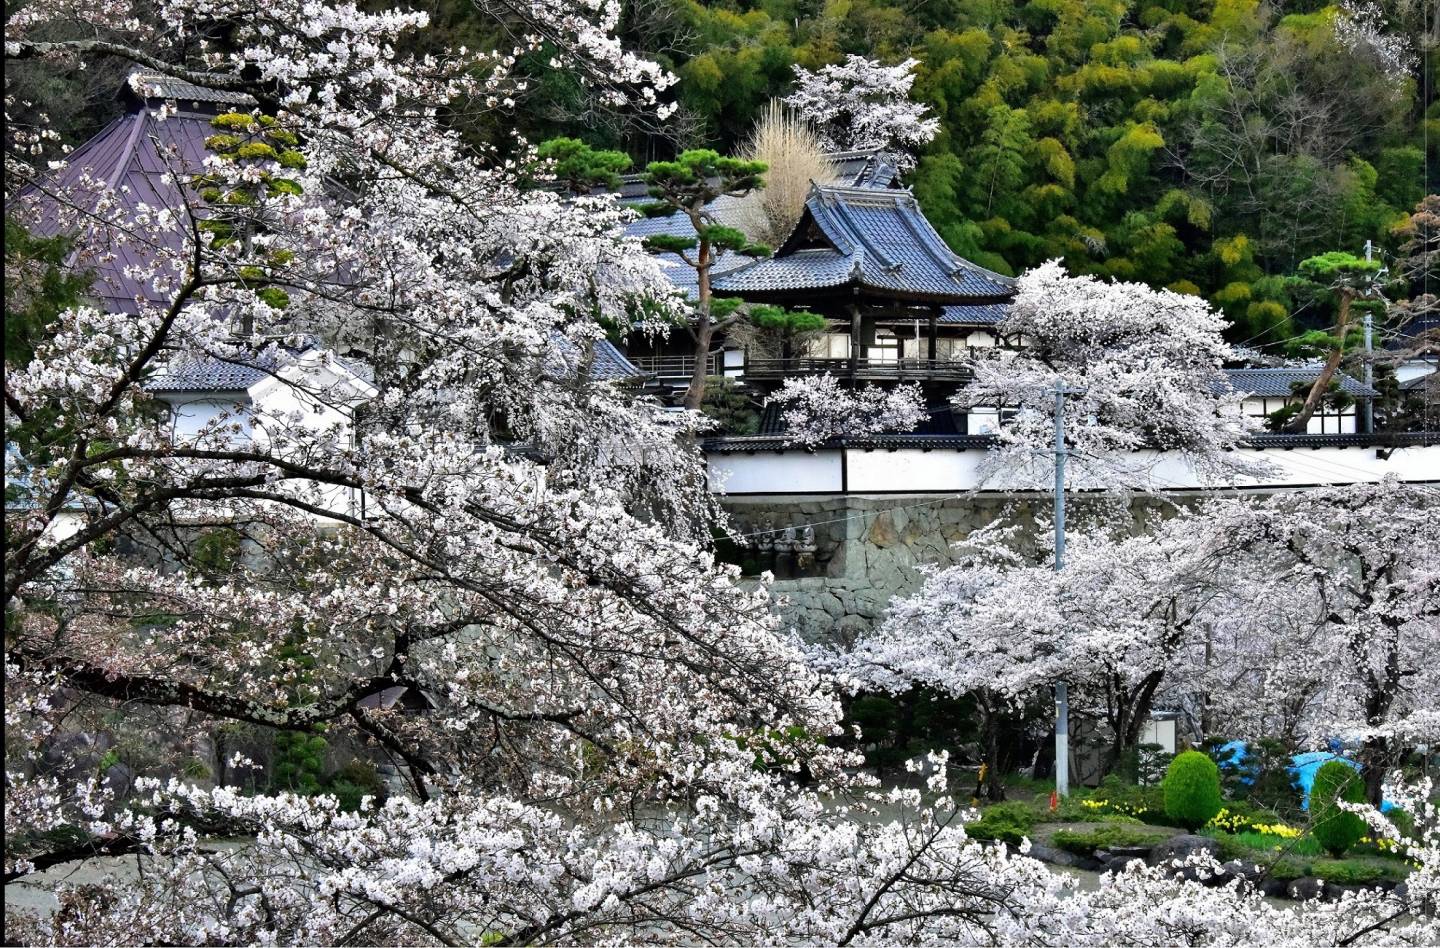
[713,185,1015,305]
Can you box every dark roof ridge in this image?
[126,69,257,108]
[814,189,899,271]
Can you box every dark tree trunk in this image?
[1286,290,1354,433]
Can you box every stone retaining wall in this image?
[723,494,1165,643]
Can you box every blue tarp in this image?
[1210,742,1391,811]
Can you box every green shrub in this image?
[1051,824,1168,857]
[272,730,327,794]
[965,802,1035,846]
[1085,775,1171,825]
[1231,830,1324,857]
[1235,738,1304,813]
[1162,750,1223,830]
[327,760,385,812]
[1310,761,1366,858]
[1196,828,1248,861]
[1267,857,1309,881]
[1311,860,1392,885]
[1383,807,1415,839]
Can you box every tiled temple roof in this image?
[16,72,249,314]
[940,302,1009,325]
[712,185,1015,304]
[591,338,643,380]
[621,148,901,291]
[147,354,278,393]
[1220,367,1377,398]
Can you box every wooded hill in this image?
[10,0,1436,347]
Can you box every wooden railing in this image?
[744,357,973,381]
[628,352,724,378]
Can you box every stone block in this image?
[868,511,899,548]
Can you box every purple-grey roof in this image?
[712,185,1015,304]
[1220,367,1376,398]
[16,103,219,314]
[126,70,257,108]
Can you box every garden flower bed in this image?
[961,777,1419,901]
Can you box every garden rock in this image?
[1100,846,1153,868]
[1146,834,1222,868]
[1220,860,1265,883]
[1325,882,1373,900]
[1257,877,1291,898]
[1287,877,1326,900]
[102,761,136,802]
[1027,844,1084,868]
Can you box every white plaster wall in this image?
[161,396,251,442]
[708,443,1440,494]
[845,448,991,492]
[708,450,843,495]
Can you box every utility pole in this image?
[1362,239,1375,434]
[1052,381,1085,798]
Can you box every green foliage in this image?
[838,687,990,775]
[1162,750,1223,831]
[965,802,1035,846]
[1114,742,1172,786]
[729,724,817,773]
[642,234,698,255]
[1051,824,1169,857]
[644,149,766,199]
[327,760,386,812]
[3,218,94,479]
[1085,774,1171,825]
[1297,251,1383,286]
[698,376,759,435]
[535,136,632,191]
[749,304,827,359]
[272,730,327,795]
[749,305,826,334]
[629,0,1424,348]
[1310,860,1398,885]
[698,224,769,256]
[1310,761,1366,858]
[4,217,91,371]
[1231,830,1324,857]
[193,528,243,573]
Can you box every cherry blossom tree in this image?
[837,518,1225,783]
[766,374,928,447]
[6,0,1440,943]
[1193,480,1440,804]
[782,54,939,172]
[956,261,1261,489]
[846,481,1439,798]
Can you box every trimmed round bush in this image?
[1162,750,1223,830]
[1310,760,1366,858]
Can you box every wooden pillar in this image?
[849,301,861,379]
[928,305,939,362]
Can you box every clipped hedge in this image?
[1162,750,1223,830]
[1310,761,1367,858]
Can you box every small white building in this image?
[1222,366,1376,435]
